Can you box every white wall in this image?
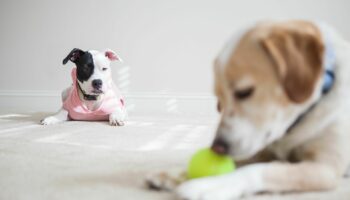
[0,0,349,113]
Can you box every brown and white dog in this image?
[146,20,350,199]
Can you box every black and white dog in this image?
[41,48,127,126]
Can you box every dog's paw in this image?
[40,116,61,125]
[145,171,186,191]
[109,112,126,126]
[109,114,125,126]
[176,178,244,200]
[109,118,125,126]
[176,179,213,200]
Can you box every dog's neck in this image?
[77,82,104,111]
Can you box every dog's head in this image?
[212,21,325,160]
[63,48,122,95]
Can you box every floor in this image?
[0,112,349,200]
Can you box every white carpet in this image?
[0,112,349,200]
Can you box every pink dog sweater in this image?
[63,68,125,121]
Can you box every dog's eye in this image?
[234,87,254,100]
[102,68,108,71]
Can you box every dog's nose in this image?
[92,79,102,89]
[211,138,230,155]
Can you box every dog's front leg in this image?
[145,150,276,193]
[40,108,69,125]
[109,107,127,126]
[177,162,340,200]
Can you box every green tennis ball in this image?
[187,148,236,179]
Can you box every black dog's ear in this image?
[63,48,84,65]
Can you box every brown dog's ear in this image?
[261,25,324,103]
[217,101,221,113]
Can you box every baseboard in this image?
[0,90,218,116]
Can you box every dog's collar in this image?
[77,81,100,101]
[321,28,336,94]
[287,32,336,133]
[286,70,335,134]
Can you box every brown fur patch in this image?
[260,21,324,103]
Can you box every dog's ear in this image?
[63,48,85,65]
[105,49,123,62]
[217,101,221,113]
[260,25,324,103]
